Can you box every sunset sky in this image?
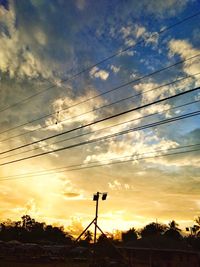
[0,0,200,235]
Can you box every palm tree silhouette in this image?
[193,217,200,236]
[164,220,182,240]
[84,230,93,243]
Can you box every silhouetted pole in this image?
[71,192,129,266]
[94,192,99,244]
[93,192,107,244]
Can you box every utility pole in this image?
[94,192,99,244]
[72,192,129,266]
[74,192,107,245]
[93,192,107,244]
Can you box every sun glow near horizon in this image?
[0,0,200,237]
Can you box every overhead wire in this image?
[0,85,199,157]
[0,10,200,114]
[1,69,200,143]
[1,53,200,138]
[1,99,199,161]
[0,143,199,181]
[0,109,199,166]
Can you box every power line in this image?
[1,70,200,143]
[0,143,199,181]
[43,147,200,175]
[1,144,199,179]
[1,53,199,138]
[0,85,199,156]
[1,99,199,161]
[0,10,200,114]
[0,109,199,166]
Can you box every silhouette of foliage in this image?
[194,216,200,236]
[84,230,93,243]
[122,228,137,243]
[140,222,167,238]
[164,220,182,240]
[0,215,72,244]
[1,214,200,252]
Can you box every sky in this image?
[0,0,200,235]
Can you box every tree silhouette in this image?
[194,217,200,236]
[140,222,166,238]
[122,228,137,243]
[21,215,35,231]
[0,215,72,244]
[1,214,200,251]
[84,230,93,243]
[164,220,182,240]
[0,219,22,241]
[168,220,181,231]
[44,225,67,243]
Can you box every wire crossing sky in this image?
[0,0,200,233]
[0,54,200,140]
[1,98,199,161]
[0,8,200,113]
[0,85,199,156]
[0,143,199,181]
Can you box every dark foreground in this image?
[0,259,88,267]
[0,242,200,267]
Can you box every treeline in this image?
[1,215,200,251]
[0,215,72,244]
[120,220,200,250]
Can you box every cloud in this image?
[84,127,179,169]
[63,192,80,198]
[119,24,146,52]
[66,217,84,236]
[120,24,147,41]
[135,25,146,39]
[0,4,52,79]
[89,66,109,80]
[119,23,160,57]
[133,0,190,18]
[110,65,120,73]
[108,179,134,191]
[44,87,106,131]
[168,39,200,83]
[34,29,47,46]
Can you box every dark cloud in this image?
[63,192,80,198]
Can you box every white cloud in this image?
[134,81,172,115]
[120,26,132,39]
[34,29,47,45]
[120,23,159,54]
[146,151,200,168]
[45,88,106,131]
[89,66,109,80]
[108,179,134,191]
[168,39,200,82]
[135,25,146,39]
[124,38,136,47]
[84,127,179,169]
[144,32,159,46]
[110,65,120,73]
[140,0,190,18]
[0,5,52,79]
[120,24,147,41]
